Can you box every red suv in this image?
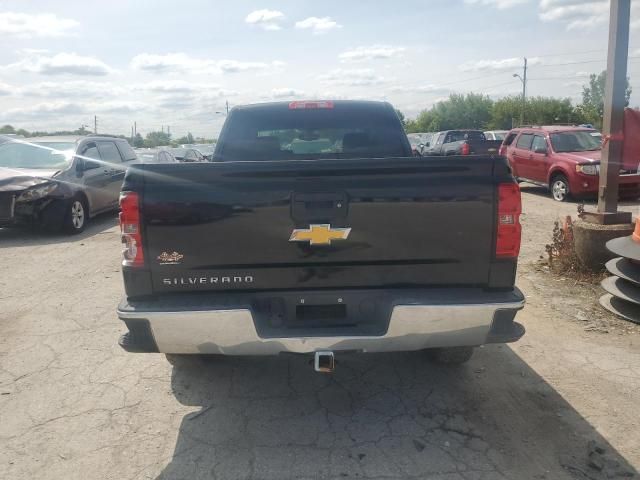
[501,126,640,201]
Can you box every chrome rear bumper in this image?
[117,291,525,355]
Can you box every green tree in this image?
[176,132,195,145]
[144,131,172,148]
[412,93,493,132]
[133,133,144,148]
[490,96,577,129]
[580,71,632,128]
[0,125,16,134]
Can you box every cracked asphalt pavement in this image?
[1,186,639,479]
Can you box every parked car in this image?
[168,147,205,162]
[0,135,136,233]
[134,149,177,163]
[116,100,524,370]
[193,144,215,161]
[501,126,640,201]
[423,130,502,156]
[484,130,509,141]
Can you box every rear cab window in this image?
[216,102,410,161]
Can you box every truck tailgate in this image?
[129,156,510,294]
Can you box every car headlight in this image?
[16,182,58,203]
[576,164,599,175]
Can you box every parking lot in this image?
[1,186,639,480]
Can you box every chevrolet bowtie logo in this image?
[289,224,351,245]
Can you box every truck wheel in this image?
[62,196,88,234]
[427,346,474,365]
[550,175,570,202]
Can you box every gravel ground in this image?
[0,185,639,480]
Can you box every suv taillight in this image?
[460,142,470,155]
[119,191,144,267]
[498,144,507,156]
[496,183,522,258]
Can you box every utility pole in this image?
[512,58,527,126]
[522,57,527,126]
[94,115,97,134]
[134,121,137,137]
[594,0,632,223]
[131,126,134,141]
[167,125,170,136]
[226,100,229,115]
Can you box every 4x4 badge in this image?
[157,251,184,264]
[289,224,351,246]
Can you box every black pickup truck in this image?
[117,100,524,370]
[422,130,502,156]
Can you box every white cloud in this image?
[0,82,14,96]
[538,0,608,30]
[130,52,207,73]
[339,45,405,62]
[389,84,450,94]
[6,52,112,76]
[270,88,306,98]
[19,81,125,98]
[0,12,79,38]
[130,53,284,75]
[459,56,541,71]
[319,68,388,86]
[464,0,528,8]
[245,9,285,31]
[218,59,284,73]
[295,17,342,34]
[0,102,87,121]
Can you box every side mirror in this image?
[425,142,430,147]
[418,143,425,149]
[534,147,547,155]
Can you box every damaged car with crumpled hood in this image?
[0,135,137,233]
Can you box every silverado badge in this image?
[157,251,184,264]
[289,224,351,246]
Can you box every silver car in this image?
[0,135,136,233]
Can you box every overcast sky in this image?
[1,0,639,138]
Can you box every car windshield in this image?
[550,131,602,153]
[0,141,75,169]
[493,132,507,140]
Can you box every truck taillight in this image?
[460,143,470,155]
[496,183,522,258]
[119,191,144,267]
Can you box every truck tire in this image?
[427,346,474,365]
[62,195,88,234]
[550,174,570,202]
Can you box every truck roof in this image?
[231,99,394,113]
